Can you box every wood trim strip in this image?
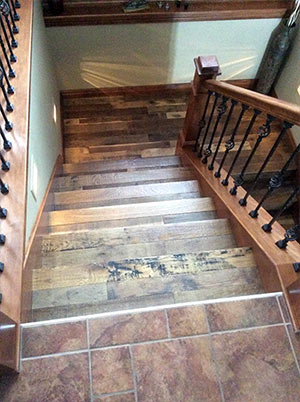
[204,79,300,126]
[43,1,291,27]
[0,0,34,371]
[179,146,300,330]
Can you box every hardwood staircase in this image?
[32,154,263,321]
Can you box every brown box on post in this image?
[198,56,220,74]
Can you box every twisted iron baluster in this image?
[0,205,6,218]
[6,0,18,20]
[198,92,220,158]
[0,34,15,77]
[208,99,237,171]
[0,14,17,62]
[262,186,299,232]
[0,177,8,194]
[0,98,12,130]
[0,56,13,93]
[3,4,18,48]
[239,121,293,206]
[0,151,9,170]
[0,67,13,111]
[250,143,300,218]
[222,108,261,188]
[15,0,20,9]
[202,95,228,164]
[7,0,18,34]
[215,103,249,179]
[276,224,299,249]
[194,90,212,152]
[0,126,11,149]
[229,113,275,195]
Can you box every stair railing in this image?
[177,55,300,331]
[0,0,33,373]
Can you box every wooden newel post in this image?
[176,56,221,153]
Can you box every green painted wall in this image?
[46,19,281,90]
[26,0,62,244]
[276,24,300,144]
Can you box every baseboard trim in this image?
[60,79,256,99]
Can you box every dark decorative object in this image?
[47,0,64,16]
[255,2,299,94]
[123,0,149,13]
[184,1,189,10]
[175,0,181,8]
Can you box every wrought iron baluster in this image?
[230,113,275,195]
[202,95,228,164]
[276,224,299,249]
[0,262,3,272]
[250,143,300,218]
[0,177,8,194]
[194,90,212,152]
[0,56,13,93]
[7,1,18,34]
[208,99,237,171]
[239,121,293,206]
[293,263,300,273]
[198,92,220,158]
[0,151,9,170]
[262,186,299,232]
[0,15,16,63]
[0,233,5,244]
[15,0,20,8]
[6,0,18,20]
[0,35,15,77]
[0,126,11,149]
[0,205,6,218]
[0,102,12,130]
[0,67,12,111]
[215,103,249,179]
[4,7,18,48]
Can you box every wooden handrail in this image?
[203,79,300,126]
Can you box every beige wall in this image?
[46,19,281,90]
[276,24,300,144]
[26,0,62,244]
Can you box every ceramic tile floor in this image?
[1,294,300,401]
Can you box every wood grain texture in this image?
[42,0,292,26]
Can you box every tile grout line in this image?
[203,304,225,402]
[93,390,135,399]
[276,296,300,375]
[164,309,171,338]
[129,345,138,402]
[86,319,94,402]
[21,323,287,362]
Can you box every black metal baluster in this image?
[0,14,17,61]
[0,205,6,218]
[262,186,299,232]
[7,1,18,34]
[215,103,249,179]
[198,92,220,158]
[4,7,18,48]
[194,90,212,152]
[0,35,15,77]
[0,102,12,130]
[0,261,3,272]
[15,0,20,8]
[0,56,14,93]
[293,263,300,273]
[230,113,275,195]
[239,121,293,206]
[202,95,228,165]
[7,0,19,20]
[0,126,11,149]
[208,99,237,171]
[250,143,300,218]
[0,67,12,111]
[0,177,8,194]
[276,224,300,249]
[0,151,9,170]
[0,233,5,244]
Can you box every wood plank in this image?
[41,219,232,253]
[32,247,255,290]
[47,197,216,226]
[53,167,195,191]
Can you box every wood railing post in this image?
[176,55,221,153]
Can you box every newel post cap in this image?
[194,56,221,76]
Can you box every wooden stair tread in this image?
[33,247,256,291]
[47,197,215,226]
[53,167,194,191]
[54,180,201,209]
[41,219,232,253]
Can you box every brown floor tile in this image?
[287,324,300,367]
[206,297,282,332]
[94,393,135,402]
[89,311,167,348]
[167,305,208,337]
[0,353,90,402]
[213,326,300,401]
[91,347,134,395]
[22,321,87,357]
[132,337,221,402]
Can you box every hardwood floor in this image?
[31,88,297,321]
